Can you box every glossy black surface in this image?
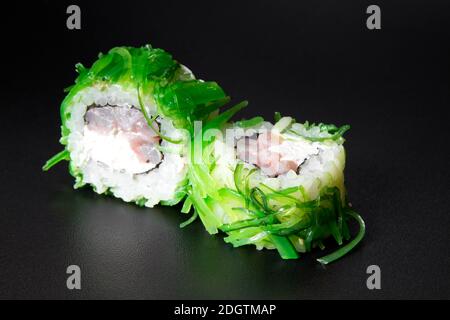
[0,0,449,299]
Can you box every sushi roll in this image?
[44,45,230,207]
[184,114,365,264]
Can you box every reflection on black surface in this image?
[46,186,367,299]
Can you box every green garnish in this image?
[137,85,182,144]
[155,80,231,131]
[274,112,282,122]
[235,116,264,128]
[231,163,299,259]
[42,150,70,171]
[287,122,351,142]
[180,210,199,228]
[317,210,366,265]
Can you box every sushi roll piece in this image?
[44,45,230,207]
[183,113,365,264]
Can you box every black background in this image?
[0,0,449,299]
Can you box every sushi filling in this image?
[83,105,163,175]
[236,131,320,177]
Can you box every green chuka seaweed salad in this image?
[179,104,365,264]
[43,45,235,208]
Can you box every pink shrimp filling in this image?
[85,106,162,165]
[236,132,299,177]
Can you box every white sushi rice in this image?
[65,83,188,207]
[212,121,346,202]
